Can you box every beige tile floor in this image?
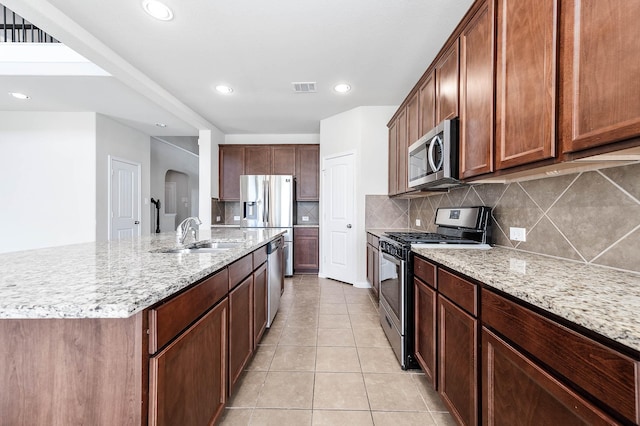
[219,275,457,426]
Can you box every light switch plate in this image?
[302,216,309,222]
[415,219,421,226]
[233,215,240,221]
[510,227,527,242]
[216,216,221,222]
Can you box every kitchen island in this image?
[0,227,285,425]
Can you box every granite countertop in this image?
[0,228,285,320]
[366,228,411,238]
[294,224,319,228]
[412,246,640,353]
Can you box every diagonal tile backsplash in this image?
[404,162,640,274]
[365,195,409,229]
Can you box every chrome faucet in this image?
[176,216,202,244]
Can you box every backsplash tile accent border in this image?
[405,162,640,274]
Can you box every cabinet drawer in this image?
[438,269,477,316]
[367,233,379,247]
[229,253,253,291]
[252,244,268,269]
[296,227,319,237]
[414,256,436,288]
[482,289,639,424]
[149,268,228,354]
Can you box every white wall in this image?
[151,137,199,234]
[95,114,151,241]
[0,112,96,253]
[319,106,397,286]
[224,134,320,145]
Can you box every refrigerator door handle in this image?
[263,179,269,225]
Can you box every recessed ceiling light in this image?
[215,85,233,94]
[334,83,351,94]
[9,92,30,100]
[142,0,174,21]
[155,123,167,128]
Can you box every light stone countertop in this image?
[0,228,285,320]
[294,224,319,228]
[412,246,640,353]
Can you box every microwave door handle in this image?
[428,134,443,172]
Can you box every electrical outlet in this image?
[509,227,527,242]
[216,216,221,222]
[302,216,309,222]
[233,215,240,221]
[415,219,421,226]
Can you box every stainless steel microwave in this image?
[407,118,461,190]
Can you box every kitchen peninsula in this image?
[0,227,285,425]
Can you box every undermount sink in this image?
[158,241,244,254]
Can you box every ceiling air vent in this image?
[292,82,317,93]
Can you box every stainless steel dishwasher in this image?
[266,237,283,327]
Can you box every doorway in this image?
[321,151,356,284]
[164,170,190,230]
[109,157,141,240]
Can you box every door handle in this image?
[346,224,352,229]
[134,221,140,225]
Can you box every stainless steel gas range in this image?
[378,206,492,369]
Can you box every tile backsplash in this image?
[407,162,640,274]
[211,199,225,224]
[365,195,409,229]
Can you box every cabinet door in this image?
[244,146,271,175]
[293,227,319,273]
[407,92,420,146]
[439,295,478,426]
[366,244,374,286]
[295,145,320,201]
[415,278,437,388]
[482,328,618,426]
[228,276,253,395]
[219,145,244,201]
[460,0,495,179]
[372,245,379,297]
[388,121,398,196]
[436,40,460,123]
[149,299,227,426]
[561,0,640,154]
[272,146,296,175]
[495,0,558,170]
[253,262,268,349]
[396,110,408,194]
[419,71,436,135]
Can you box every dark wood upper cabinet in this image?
[244,146,271,175]
[396,109,408,194]
[272,145,296,175]
[219,145,244,201]
[407,92,420,146]
[295,145,320,201]
[419,71,436,136]
[460,0,494,179]
[560,0,640,154]
[388,121,399,196]
[495,0,558,170]
[436,40,460,123]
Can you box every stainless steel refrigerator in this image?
[240,175,294,276]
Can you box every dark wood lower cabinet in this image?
[253,262,268,350]
[228,276,253,395]
[438,294,478,426]
[293,227,319,273]
[366,241,379,297]
[482,327,617,426]
[414,277,437,387]
[149,299,227,426]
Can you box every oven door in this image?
[379,252,404,333]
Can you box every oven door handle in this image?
[381,252,402,266]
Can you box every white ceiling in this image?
[2,0,474,136]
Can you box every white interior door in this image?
[110,158,140,240]
[322,152,356,284]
